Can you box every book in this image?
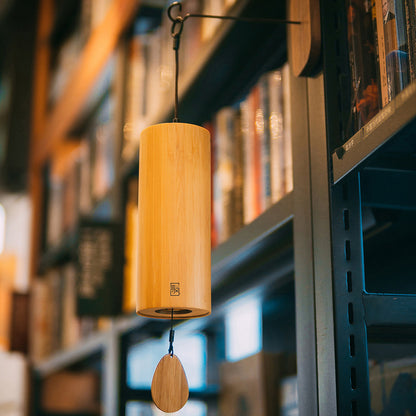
[45,176,64,248]
[375,0,390,106]
[241,87,261,225]
[268,69,285,204]
[258,73,272,211]
[231,110,244,235]
[0,254,16,351]
[61,264,80,349]
[90,96,116,202]
[213,107,237,244]
[78,139,92,215]
[404,0,416,82]
[346,0,381,132]
[76,220,124,316]
[47,269,64,353]
[282,64,293,194]
[386,0,410,98]
[9,292,30,353]
[62,158,80,234]
[375,0,411,105]
[123,177,139,313]
[30,278,52,361]
[122,34,148,162]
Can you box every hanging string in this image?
[170,10,184,123]
[168,308,175,356]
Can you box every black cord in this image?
[168,308,175,356]
[173,46,179,123]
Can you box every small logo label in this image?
[170,282,180,296]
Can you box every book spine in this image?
[232,110,244,235]
[259,75,272,211]
[78,140,92,215]
[122,35,147,161]
[251,85,262,217]
[46,179,64,248]
[123,177,139,313]
[371,0,383,111]
[213,107,235,244]
[346,0,381,131]
[404,0,416,82]
[30,279,52,361]
[61,265,80,350]
[282,64,293,194]
[241,97,255,225]
[375,0,389,106]
[269,70,285,204]
[393,0,411,92]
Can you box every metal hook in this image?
[167,2,182,23]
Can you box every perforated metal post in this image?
[331,174,370,415]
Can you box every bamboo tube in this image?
[137,123,211,319]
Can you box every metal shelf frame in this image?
[309,0,416,414]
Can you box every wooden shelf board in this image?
[332,82,416,183]
[212,192,293,288]
[34,332,107,376]
[33,0,141,166]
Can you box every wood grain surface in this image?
[137,123,211,319]
[151,354,189,413]
[288,0,321,77]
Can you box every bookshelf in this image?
[27,0,416,415]
[332,82,416,183]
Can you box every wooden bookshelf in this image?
[32,0,141,167]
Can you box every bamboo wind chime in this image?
[136,2,303,412]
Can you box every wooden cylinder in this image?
[137,123,211,319]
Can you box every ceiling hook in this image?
[167,2,182,23]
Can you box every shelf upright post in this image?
[302,67,370,415]
[103,320,121,416]
[306,74,338,415]
[331,173,370,414]
[290,64,320,414]
[319,0,371,412]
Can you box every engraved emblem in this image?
[170,282,180,296]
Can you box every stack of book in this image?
[346,0,415,136]
[211,64,293,247]
[122,0,240,163]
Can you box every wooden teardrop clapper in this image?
[151,354,189,413]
